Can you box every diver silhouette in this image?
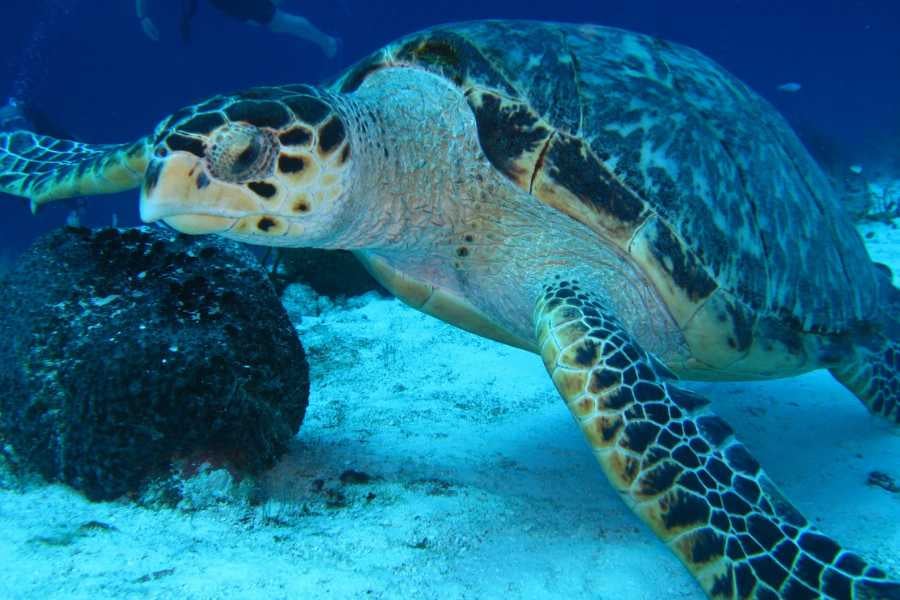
[135,0,340,57]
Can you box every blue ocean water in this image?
[0,0,897,253]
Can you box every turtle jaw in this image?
[140,152,263,236]
[153,213,237,236]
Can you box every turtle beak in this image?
[140,153,245,235]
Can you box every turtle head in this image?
[140,86,353,247]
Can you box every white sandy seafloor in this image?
[1,215,899,599]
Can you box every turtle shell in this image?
[332,21,880,371]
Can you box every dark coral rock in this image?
[0,226,309,501]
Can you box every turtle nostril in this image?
[207,123,276,183]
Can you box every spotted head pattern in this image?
[141,84,353,245]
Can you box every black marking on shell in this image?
[721,296,755,352]
[225,101,292,129]
[196,172,210,189]
[471,92,550,181]
[650,224,717,302]
[318,117,346,155]
[405,38,463,83]
[542,133,647,227]
[394,31,517,95]
[757,317,805,357]
[470,24,582,131]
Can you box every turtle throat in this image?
[326,67,490,253]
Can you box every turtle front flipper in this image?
[0,130,149,212]
[535,279,899,599]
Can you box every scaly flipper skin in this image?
[0,131,148,211]
[535,278,900,599]
[831,342,900,424]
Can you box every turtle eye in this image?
[207,123,276,183]
[231,136,262,175]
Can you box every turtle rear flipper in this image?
[535,279,900,599]
[831,273,900,424]
[0,130,149,212]
[831,340,899,424]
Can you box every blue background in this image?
[1,0,898,255]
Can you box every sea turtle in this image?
[0,20,897,600]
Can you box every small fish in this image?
[777,82,802,93]
[849,165,863,175]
